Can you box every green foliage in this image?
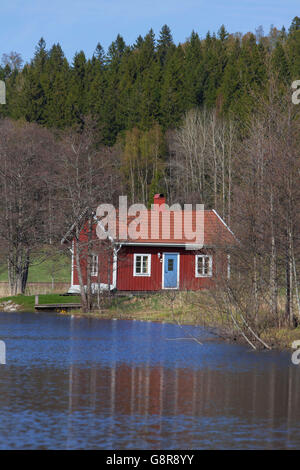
[160,45,186,128]
[1,21,297,141]
[0,253,71,282]
[157,24,174,66]
[0,294,80,310]
[289,16,300,34]
[120,123,165,204]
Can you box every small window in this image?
[91,254,98,277]
[168,258,174,271]
[195,255,212,277]
[134,254,151,276]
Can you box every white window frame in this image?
[195,254,213,278]
[91,254,98,277]
[133,253,151,277]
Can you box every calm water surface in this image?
[0,312,300,449]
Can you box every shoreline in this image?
[56,309,300,352]
[1,292,300,351]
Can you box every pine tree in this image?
[22,66,47,124]
[100,36,127,144]
[157,24,174,66]
[94,42,106,65]
[65,51,88,127]
[118,48,141,129]
[289,16,300,34]
[134,35,144,50]
[86,43,107,137]
[220,38,242,114]
[135,29,160,129]
[20,38,50,124]
[106,34,127,66]
[44,43,70,127]
[33,38,48,69]
[202,32,228,108]
[160,45,186,129]
[272,42,290,83]
[218,24,229,42]
[184,31,204,107]
[286,21,300,78]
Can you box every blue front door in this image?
[163,253,179,288]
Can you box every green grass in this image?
[261,326,300,350]
[0,294,81,310]
[99,292,202,324]
[0,253,71,283]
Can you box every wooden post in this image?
[35,295,39,305]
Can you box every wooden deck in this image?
[34,295,81,311]
[34,303,81,311]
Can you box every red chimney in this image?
[153,193,166,209]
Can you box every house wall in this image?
[116,245,226,291]
[71,226,229,292]
[72,230,113,288]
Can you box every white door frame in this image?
[162,252,180,289]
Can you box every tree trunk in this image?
[270,192,278,324]
[74,230,88,312]
[285,228,294,327]
[86,215,93,312]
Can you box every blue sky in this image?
[0,0,299,63]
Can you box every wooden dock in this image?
[34,295,81,311]
[34,303,81,311]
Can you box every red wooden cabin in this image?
[63,194,236,293]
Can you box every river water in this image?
[0,312,299,449]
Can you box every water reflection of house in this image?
[67,360,300,422]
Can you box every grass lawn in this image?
[0,252,71,283]
[0,294,81,310]
[95,292,204,324]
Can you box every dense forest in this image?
[0,18,300,143]
[0,18,299,331]
[1,18,300,206]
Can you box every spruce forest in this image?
[0,18,300,331]
[2,21,300,144]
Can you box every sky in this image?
[0,0,299,64]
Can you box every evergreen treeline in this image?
[1,18,300,145]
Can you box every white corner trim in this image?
[112,243,122,289]
[70,240,74,287]
[68,284,81,294]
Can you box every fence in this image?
[0,282,70,297]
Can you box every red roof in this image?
[96,209,236,247]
